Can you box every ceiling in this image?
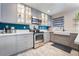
[25,3,79,16]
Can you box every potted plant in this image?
[75,10,79,33]
[75,11,79,24]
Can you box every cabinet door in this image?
[26,34,33,49]
[0,35,17,56]
[5,35,17,55]
[16,34,28,52]
[16,34,33,53]
[44,32,50,43]
[50,32,54,42]
[54,34,70,46]
[1,3,17,23]
[70,33,79,49]
[0,36,7,56]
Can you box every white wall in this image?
[52,10,76,32]
[0,3,1,21]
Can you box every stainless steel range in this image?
[33,32,44,48]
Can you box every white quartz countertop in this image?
[74,34,79,45]
[0,32,33,36]
[53,31,70,35]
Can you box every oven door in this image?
[35,34,43,43]
[33,33,44,48]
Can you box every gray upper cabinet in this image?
[1,3,17,23]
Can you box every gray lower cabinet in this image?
[50,32,79,50]
[16,34,33,53]
[0,33,33,56]
[50,32,70,46]
[70,33,79,50]
[26,34,33,49]
[44,32,50,43]
[0,36,7,56]
[53,34,70,46]
[50,32,54,42]
[0,35,16,56]
[5,35,17,55]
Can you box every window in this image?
[53,16,64,27]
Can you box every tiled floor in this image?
[16,42,79,56]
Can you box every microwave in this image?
[31,18,41,24]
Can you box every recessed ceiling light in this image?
[47,10,50,13]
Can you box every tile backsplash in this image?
[38,25,49,30]
[0,22,49,32]
[0,22,29,30]
[29,25,49,30]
